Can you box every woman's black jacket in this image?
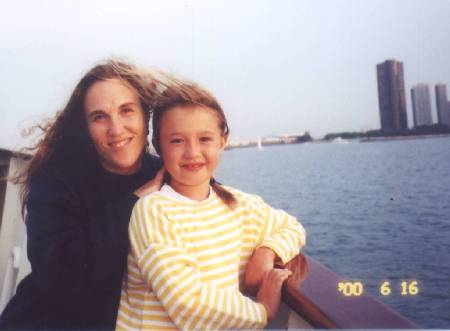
[0,153,161,330]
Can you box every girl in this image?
[116,80,306,330]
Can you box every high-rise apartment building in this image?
[411,84,433,127]
[435,84,450,127]
[376,60,408,130]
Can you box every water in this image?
[216,137,450,328]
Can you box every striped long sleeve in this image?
[117,194,267,331]
[117,187,306,331]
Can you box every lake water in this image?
[216,136,450,328]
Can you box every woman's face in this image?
[84,78,146,175]
[159,105,227,199]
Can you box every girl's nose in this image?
[184,140,200,158]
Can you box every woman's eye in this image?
[170,138,183,144]
[92,114,106,122]
[122,107,134,114]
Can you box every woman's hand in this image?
[134,167,165,197]
[257,268,292,320]
[244,247,277,295]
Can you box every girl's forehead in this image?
[161,105,222,128]
[166,105,217,116]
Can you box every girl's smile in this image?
[181,162,206,171]
[159,105,227,201]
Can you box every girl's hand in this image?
[244,247,277,295]
[256,268,292,320]
[134,168,165,198]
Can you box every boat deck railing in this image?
[281,253,417,329]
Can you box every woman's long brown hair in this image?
[13,59,162,217]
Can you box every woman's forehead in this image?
[84,78,139,113]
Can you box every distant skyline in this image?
[411,84,433,127]
[377,59,408,131]
[1,0,450,150]
[435,83,450,127]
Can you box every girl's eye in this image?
[200,136,213,142]
[170,138,183,144]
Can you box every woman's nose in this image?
[107,116,124,136]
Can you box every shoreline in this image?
[359,133,450,142]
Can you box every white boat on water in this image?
[257,136,263,151]
[331,137,350,144]
[0,148,416,329]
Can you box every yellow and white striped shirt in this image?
[116,185,306,331]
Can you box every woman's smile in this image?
[108,137,133,150]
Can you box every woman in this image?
[0,60,163,330]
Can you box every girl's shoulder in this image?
[131,192,172,225]
[134,185,191,211]
[135,190,167,208]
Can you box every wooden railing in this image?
[281,253,417,329]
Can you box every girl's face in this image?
[84,78,147,175]
[159,105,227,200]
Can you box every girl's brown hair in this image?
[14,59,161,216]
[151,79,236,208]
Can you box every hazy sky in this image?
[1,0,450,150]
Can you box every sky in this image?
[1,0,450,150]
